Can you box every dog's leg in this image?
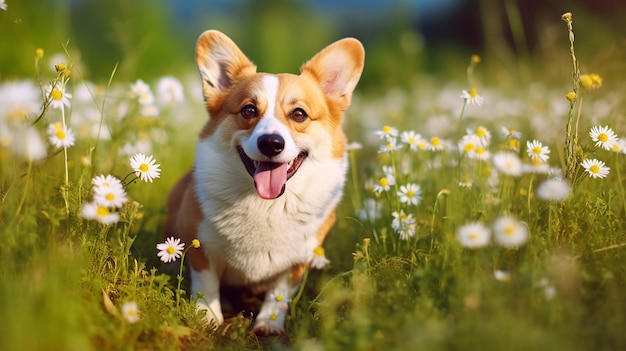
[190,266,224,328]
[251,270,298,336]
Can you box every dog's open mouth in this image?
[237,146,308,199]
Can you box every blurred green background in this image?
[1,0,625,91]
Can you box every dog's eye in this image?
[241,104,258,119]
[290,108,308,122]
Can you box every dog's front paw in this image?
[197,301,224,329]
[252,318,285,336]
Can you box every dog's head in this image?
[195,30,364,199]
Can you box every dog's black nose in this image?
[257,134,285,157]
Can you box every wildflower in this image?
[191,239,201,249]
[391,210,417,240]
[378,137,401,154]
[0,0,6,11]
[397,183,422,205]
[36,48,44,58]
[382,165,395,180]
[81,202,120,225]
[493,216,528,248]
[589,125,618,151]
[473,146,491,161]
[492,152,523,177]
[613,139,626,154]
[375,125,398,140]
[494,270,511,283]
[130,153,161,182]
[373,176,392,194]
[458,134,480,157]
[579,74,602,90]
[129,79,155,105]
[8,127,48,161]
[347,141,363,151]
[46,83,72,109]
[427,136,444,151]
[157,237,185,263]
[500,126,522,140]
[536,177,571,201]
[565,91,576,102]
[47,123,76,148]
[400,130,422,151]
[460,88,484,106]
[467,126,491,146]
[93,178,128,209]
[457,222,490,249]
[581,158,610,179]
[121,301,140,324]
[526,139,550,163]
[156,76,184,105]
[310,246,330,269]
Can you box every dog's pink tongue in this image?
[253,162,287,199]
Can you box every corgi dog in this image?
[165,30,364,335]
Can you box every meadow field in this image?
[1,1,626,350]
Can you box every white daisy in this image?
[93,179,128,209]
[493,216,528,248]
[121,301,140,323]
[457,222,490,249]
[129,79,155,105]
[46,83,72,110]
[536,178,571,201]
[47,123,76,148]
[391,210,417,240]
[156,76,185,105]
[400,130,422,151]
[130,153,161,182]
[309,246,330,269]
[156,237,185,263]
[526,139,550,163]
[492,152,523,177]
[581,158,610,179]
[378,137,401,153]
[494,270,511,282]
[375,125,398,140]
[0,0,7,11]
[589,125,618,151]
[397,183,422,205]
[81,202,120,225]
[467,126,491,146]
[427,136,445,151]
[460,88,484,106]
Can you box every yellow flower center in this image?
[139,163,149,172]
[476,147,486,155]
[431,137,441,146]
[590,165,600,174]
[105,193,115,201]
[51,89,63,101]
[475,127,487,137]
[56,130,66,140]
[504,225,515,236]
[532,146,542,155]
[166,246,175,254]
[96,206,109,217]
[274,294,284,302]
[464,142,475,152]
[407,190,415,198]
[468,88,478,98]
[408,136,415,143]
[382,125,391,134]
[598,133,608,143]
[313,246,325,257]
[379,178,389,187]
[507,139,520,149]
[270,312,278,320]
[468,232,478,241]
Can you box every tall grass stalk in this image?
[562,12,582,182]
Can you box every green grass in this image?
[2,9,626,351]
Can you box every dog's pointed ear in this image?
[196,30,256,102]
[301,38,364,109]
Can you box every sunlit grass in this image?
[1,10,626,351]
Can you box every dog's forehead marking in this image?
[261,75,279,118]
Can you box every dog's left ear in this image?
[301,38,365,110]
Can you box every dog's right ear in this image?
[196,30,256,103]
